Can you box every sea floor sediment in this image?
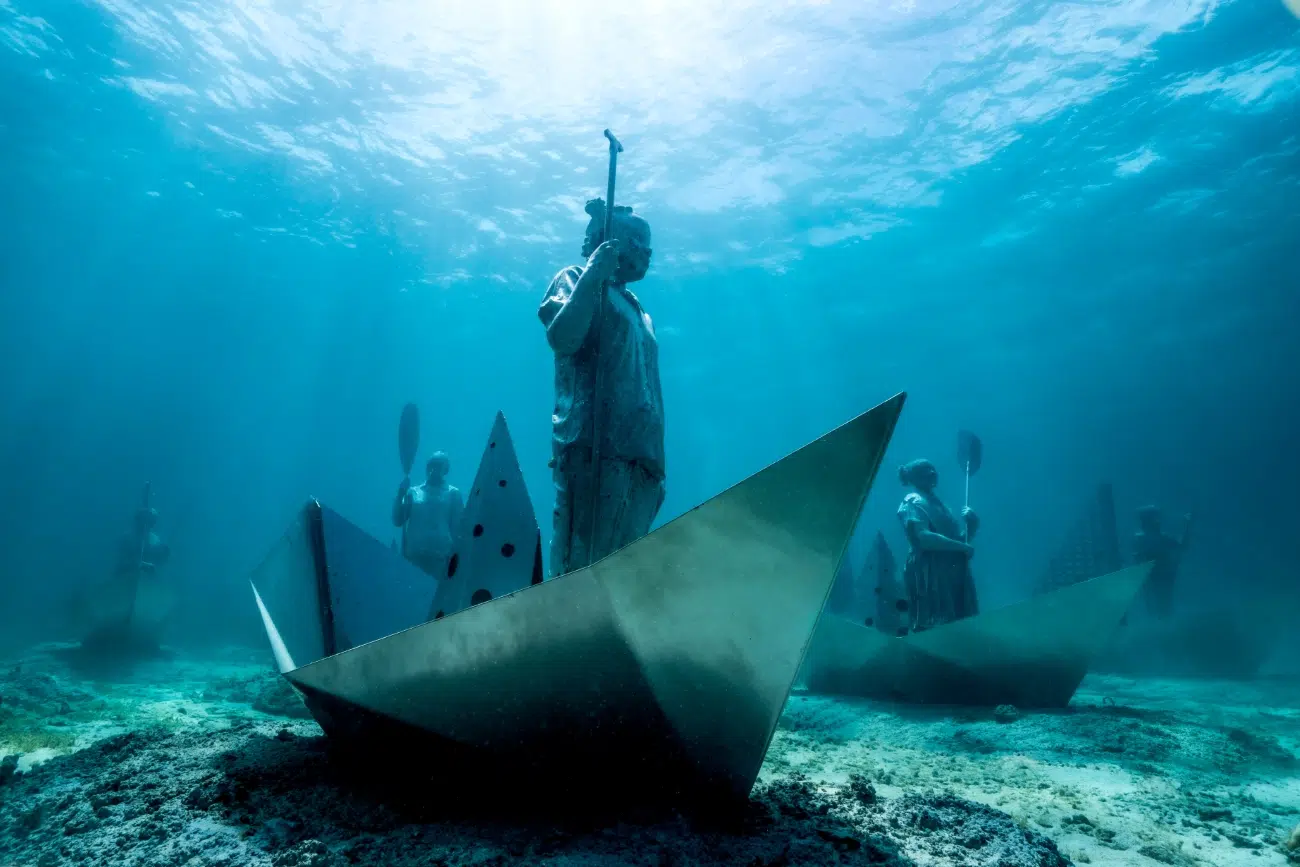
[1,643,1297,866]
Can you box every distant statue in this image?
[72,483,172,655]
[392,452,464,579]
[117,485,168,581]
[897,459,979,631]
[1133,506,1191,618]
[539,197,665,576]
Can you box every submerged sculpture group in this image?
[69,176,1184,809]
[253,190,881,805]
[238,143,1185,809]
[61,133,1159,805]
[386,197,664,609]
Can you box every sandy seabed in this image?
[0,643,1297,867]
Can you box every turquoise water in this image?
[2,1,1298,646]
[1,5,1300,864]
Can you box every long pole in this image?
[122,481,152,633]
[584,129,623,568]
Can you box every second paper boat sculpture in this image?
[802,560,1153,708]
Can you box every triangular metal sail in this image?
[318,506,438,653]
[825,531,902,634]
[867,531,904,635]
[249,507,330,673]
[1036,482,1123,595]
[250,393,906,803]
[826,554,860,619]
[803,562,1152,708]
[430,412,541,619]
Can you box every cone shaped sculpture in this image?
[430,411,543,619]
[802,562,1152,708]
[249,393,905,806]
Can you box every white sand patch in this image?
[770,674,1300,865]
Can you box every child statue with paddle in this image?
[392,449,464,580]
[116,483,169,584]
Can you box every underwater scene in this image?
[2,0,1299,865]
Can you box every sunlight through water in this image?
[39,0,1293,285]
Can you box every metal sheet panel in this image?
[127,572,177,638]
[248,505,328,673]
[593,392,905,793]
[826,557,861,620]
[77,570,178,653]
[430,411,541,618]
[1037,483,1123,594]
[867,532,904,635]
[319,504,438,652]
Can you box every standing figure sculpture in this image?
[539,197,665,576]
[75,482,172,655]
[392,452,464,579]
[117,500,169,584]
[897,459,979,631]
[1133,505,1191,619]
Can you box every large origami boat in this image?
[249,395,904,805]
[801,561,1153,708]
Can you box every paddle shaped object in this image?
[399,403,420,479]
[957,429,982,511]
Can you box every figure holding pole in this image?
[75,481,171,656]
[119,481,167,631]
[391,402,464,580]
[897,459,979,631]
[956,429,982,541]
[539,129,665,576]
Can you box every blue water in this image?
[1,0,1297,650]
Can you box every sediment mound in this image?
[0,723,1070,867]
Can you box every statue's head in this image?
[426,452,450,484]
[582,198,652,284]
[898,459,939,493]
[135,507,159,531]
[1137,505,1162,533]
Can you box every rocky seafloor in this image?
[0,644,1297,867]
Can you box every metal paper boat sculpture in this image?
[1098,601,1282,680]
[77,570,177,654]
[249,393,904,804]
[802,561,1153,708]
